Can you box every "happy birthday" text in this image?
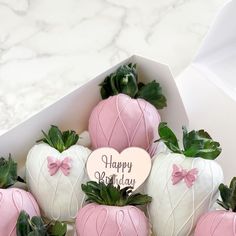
[93,154,136,187]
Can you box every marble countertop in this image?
[0,0,227,134]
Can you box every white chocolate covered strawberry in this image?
[145,123,223,236]
[26,126,91,221]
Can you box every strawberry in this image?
[0,155,40,236]
[88,63,166,157]
[76,180,152,236]
[25,126,91,221]
[195,177,236,236]
[145,122,223,236]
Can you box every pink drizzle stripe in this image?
[27,192,39,215]
[128,207,140,235]
[81,205,97,235]
[131,99,148,147]
[115,94,131,146]
[96,207,108,236]
[12,189,23,213]
[0,192,3,209]
[212,212,226,235]
[233,213,236,235]
[116,209,125,236]
[97,99,110,146]
[108,94,131,146]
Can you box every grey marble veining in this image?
[0,0,227,134]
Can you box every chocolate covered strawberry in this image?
[76,180,152,236]
[0,155,40,236]
[26,125,91,221]
[195,177,236,236]
[89,63,167,156]
[145,122,223,236]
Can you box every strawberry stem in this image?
[37,125,79,152]
[100,63,167,109]
[0,154,24,189]
[157,122,221,160]
[82,180,152,207]
[217,177,236,212]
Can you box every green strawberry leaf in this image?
[183,128,221,159]
[137,81,167,109]
[126,193,152,206]
[158,122,182,154]
[113,64,138,97]
[100,76,117,99]
[82,182,104,204]
[99,63,167,110]
[38,126,79,153]
[218,183,232,208]
[48,126,64,153]
[100,182,112,205]
[82,181,152,206]
[47,221,67,236]
[229,177,236,189]
[217,199,230,211]
[28,232,42,236]
[16,211,31,236]
[229,180,236,212]
[62,130,79,149]
[158,122,221,160]
[31,216,46,235]
[217,178,236,212]
[0,155,22,188]
[100,63,138,99]
[17,211,67,236]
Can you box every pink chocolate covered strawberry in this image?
[195,177,236,236]
[0,155,40,236]
[89,63,167,156]
[76,180,151,236]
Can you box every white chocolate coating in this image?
[145,153,223,236]
[26,143,91,221]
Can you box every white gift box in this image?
[177,0,235,183]
[0,55,188,235]
[0,55,188,176]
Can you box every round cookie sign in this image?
[86,147,151,190]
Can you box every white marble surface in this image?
[0,0,227,134]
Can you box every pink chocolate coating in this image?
[89,94,161,157]
[194,210,236,236]
[0,188,40,236]
[76,203,150,236]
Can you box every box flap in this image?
[195,0,234,62]
[191,0,236,103]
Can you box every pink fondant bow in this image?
[47,156,72,176]
[171,164,198,188]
